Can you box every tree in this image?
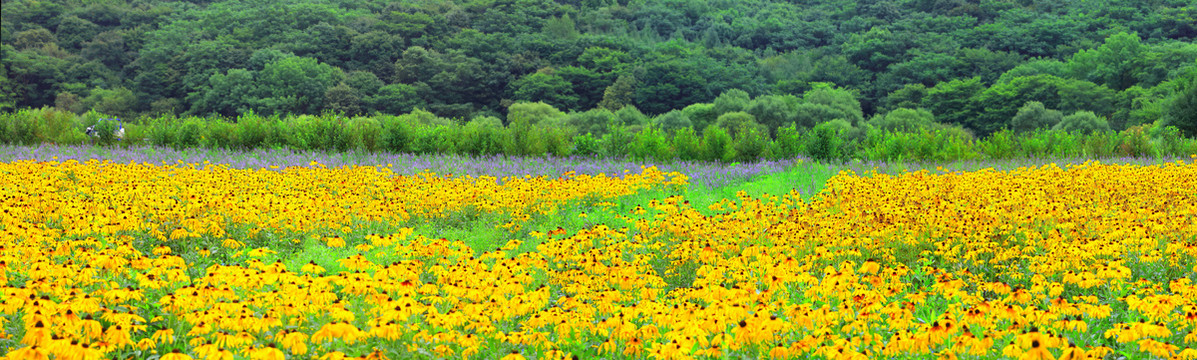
[1067,32,1147,91]
[803,84,865,125]
[368,83,426,115]
[744,95,800,136]
[922,77,985,133]
[882,84,928,112]
[189,69,257,117]
[1053,111,1110,133]
[255,56,342,115]
[507,102,567,127]
[83,87,136,118]
[714,111,764,138]
[511,71,579,110]
[1164,74,1197,137]
[681,103,718,133]
[567,108,618,137]
[651,110,693,134]
[598,74,636,111]
[1010,101,1063,132]
[556,66,608,110]
[868,108,939,132]
[324,83,362,115]
[712,89,750,115]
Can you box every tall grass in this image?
[3,107,1195,162]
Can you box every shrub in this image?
[507,102,566,127]
[1053,111,1111,134]
[805,120,849,162]
[460,117,506,156]
[681,103,718,132]
[867,108,938,133]
[629,126,672,161]
[651,110,693,134]
[572,133,601,156]
[599,123,635,158]
[978,129,1019,159]
[714,111,765,139]
[566,108,617,138]
[1010,101,1063,133]
[732,123,772,162]
[773,123,803,159]
[670,127,705,161]
[702,125,736,163]
[1118,126,1154,157]
[380,115,414,153]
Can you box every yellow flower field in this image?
[1,159,1195,359]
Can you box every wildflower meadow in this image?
[1,146,1195,360]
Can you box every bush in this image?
[670,127,705,161]
[629,126,672,161]
[978,129,1019,159]
[599,123,635,158]
[1082,130,1119,158]
[1118,126,1154,157]
[651,110,693,134]
[460,117,507,155]
[772,123,803,159]
[714,111,765,139]
[702,125,736,163]
[1010,101,1063,133]
[1053,111,1111,134]
[572,133,601,156]
[805,120,849,162]
[380,115,414,153]
[732,123,772,162]
[508,102,566,127]
[566,108,617,137]
[681,103,718,132]
[867,108,939,133]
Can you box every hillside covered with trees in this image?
[2,0,1196,138]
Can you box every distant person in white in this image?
[86,118,125,145]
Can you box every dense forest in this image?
[2,0,1196,138]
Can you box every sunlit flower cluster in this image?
[1,159,1194,359]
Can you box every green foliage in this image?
[629,126,672,161]
[713,112,763,139]
[1067,32,1147,91]
[772,123,804,159]
[681,103,719,132]
[255,57,342,115]
[566,108,618,138]
[651,110,693,134]
[805,120,850,162]
[867,108,939,133]
[507,102,567,127]
[599,123,635,158]
[923,77,985,132]
[1164,73,1197,137]
[512,72,579,111]
[712,89,751,116]
[732,124,772,162]
[369,83,427,116]
[1053,111,1111,134]
[802,83,864,125]
[744,95,800,136]
[572,133,601,157]
[701,125,736,163]
[1010,102,1064,133]
[670,127,706,161]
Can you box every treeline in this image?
[4,100,1194,163]
[2,0,1196,137]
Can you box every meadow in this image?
[1,145,1195,360]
